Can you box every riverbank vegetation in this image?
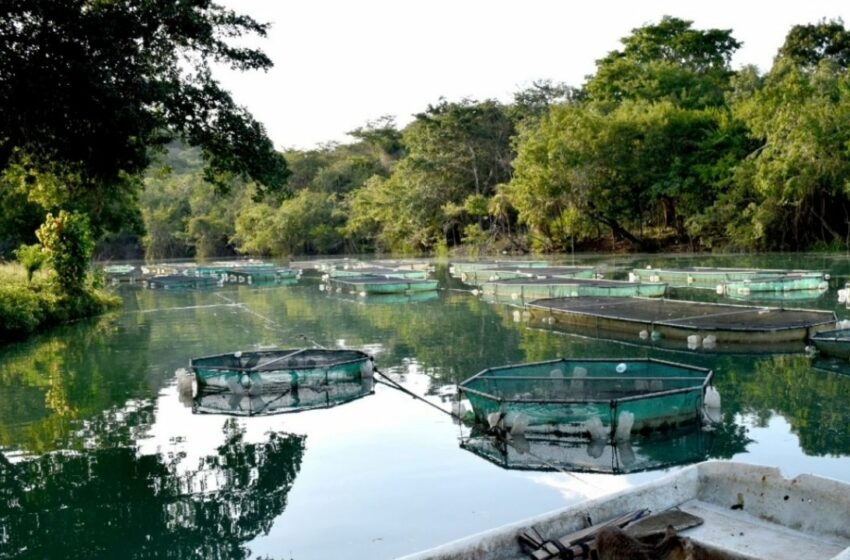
[0,1,287,339]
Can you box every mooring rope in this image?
[373,366,459,420]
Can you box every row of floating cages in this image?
[629,266,829,290]
[289,258,434,273]
[448,260,552,276]
[143,274,222,290]
[458,358,715,440]
[323,266,429,281]
[479,277,668,303]
[454,265,598,285]
[139,260,273,277]
[219,267,301,284]
[322,274,439,296]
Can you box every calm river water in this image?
[2,254,850,559]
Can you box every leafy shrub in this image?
[0,284,46,337]
[36,211,94,293]
[13,243,47,283]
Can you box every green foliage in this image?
[36,211,95,293]
[14,244,47,283]
[0,284,46,336]
[233,190,344,256]
[0,0,287,196]
[67,15,850,258]
[778,19,850,69]
[718,52,850,249]
[586,16,741,109]
[0,262,119,341]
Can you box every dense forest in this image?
[3,13,850,260]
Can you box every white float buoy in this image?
[716,284,725,295]
[487,412,504,430]
[615,363,627,373]
[451,399,470,418]
[687,334,701,350]
[650,331,662,341]
[511,433,530,454]
[702,335,717,349]
[584,415,608,441]
[704,386,721,409]
[615,411,634,441]
[360,359,374,379]
[639,330,649,340]
[505,412,529,436]
[586,439,606,459]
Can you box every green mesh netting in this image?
[461,359,709,434]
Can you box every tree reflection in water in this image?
[0,420,304,559]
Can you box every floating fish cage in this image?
[629,267,826,289]
[326,267,428,280]
[449,260,551,276]
[460,425,726,474]
[528,296,836,344]
[222,267,300,284]
[289,257,361,272]
[459,266,597,285]
[103,264,142,284]
[459,358,713,437]
[193,378,375,416]
[143,274,220,289]
[327,275,439,295]
[190,348,374,392]
[140,262,196,276]
[719,274,829,296]
[481,278,666,302]
[370,259,434,272]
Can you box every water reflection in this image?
[460,424,749,474]
[0,420,304,559]
[192,378,375,416]
[1,255,850,559]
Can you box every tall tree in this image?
[0,0,288,233]
[586,16,741,109]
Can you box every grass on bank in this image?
[0,262,120,341]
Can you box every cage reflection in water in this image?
[460,426,737,475]
[192,377,375,416]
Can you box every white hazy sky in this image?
[215,0,850,150]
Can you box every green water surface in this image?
[2,254,850,559]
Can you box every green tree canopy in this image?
[586,16,741,109]
[777,19,850,69]
[0,0,288,197]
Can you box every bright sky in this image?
[215,0,850,150]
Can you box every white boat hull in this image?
[398,461,850,560]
